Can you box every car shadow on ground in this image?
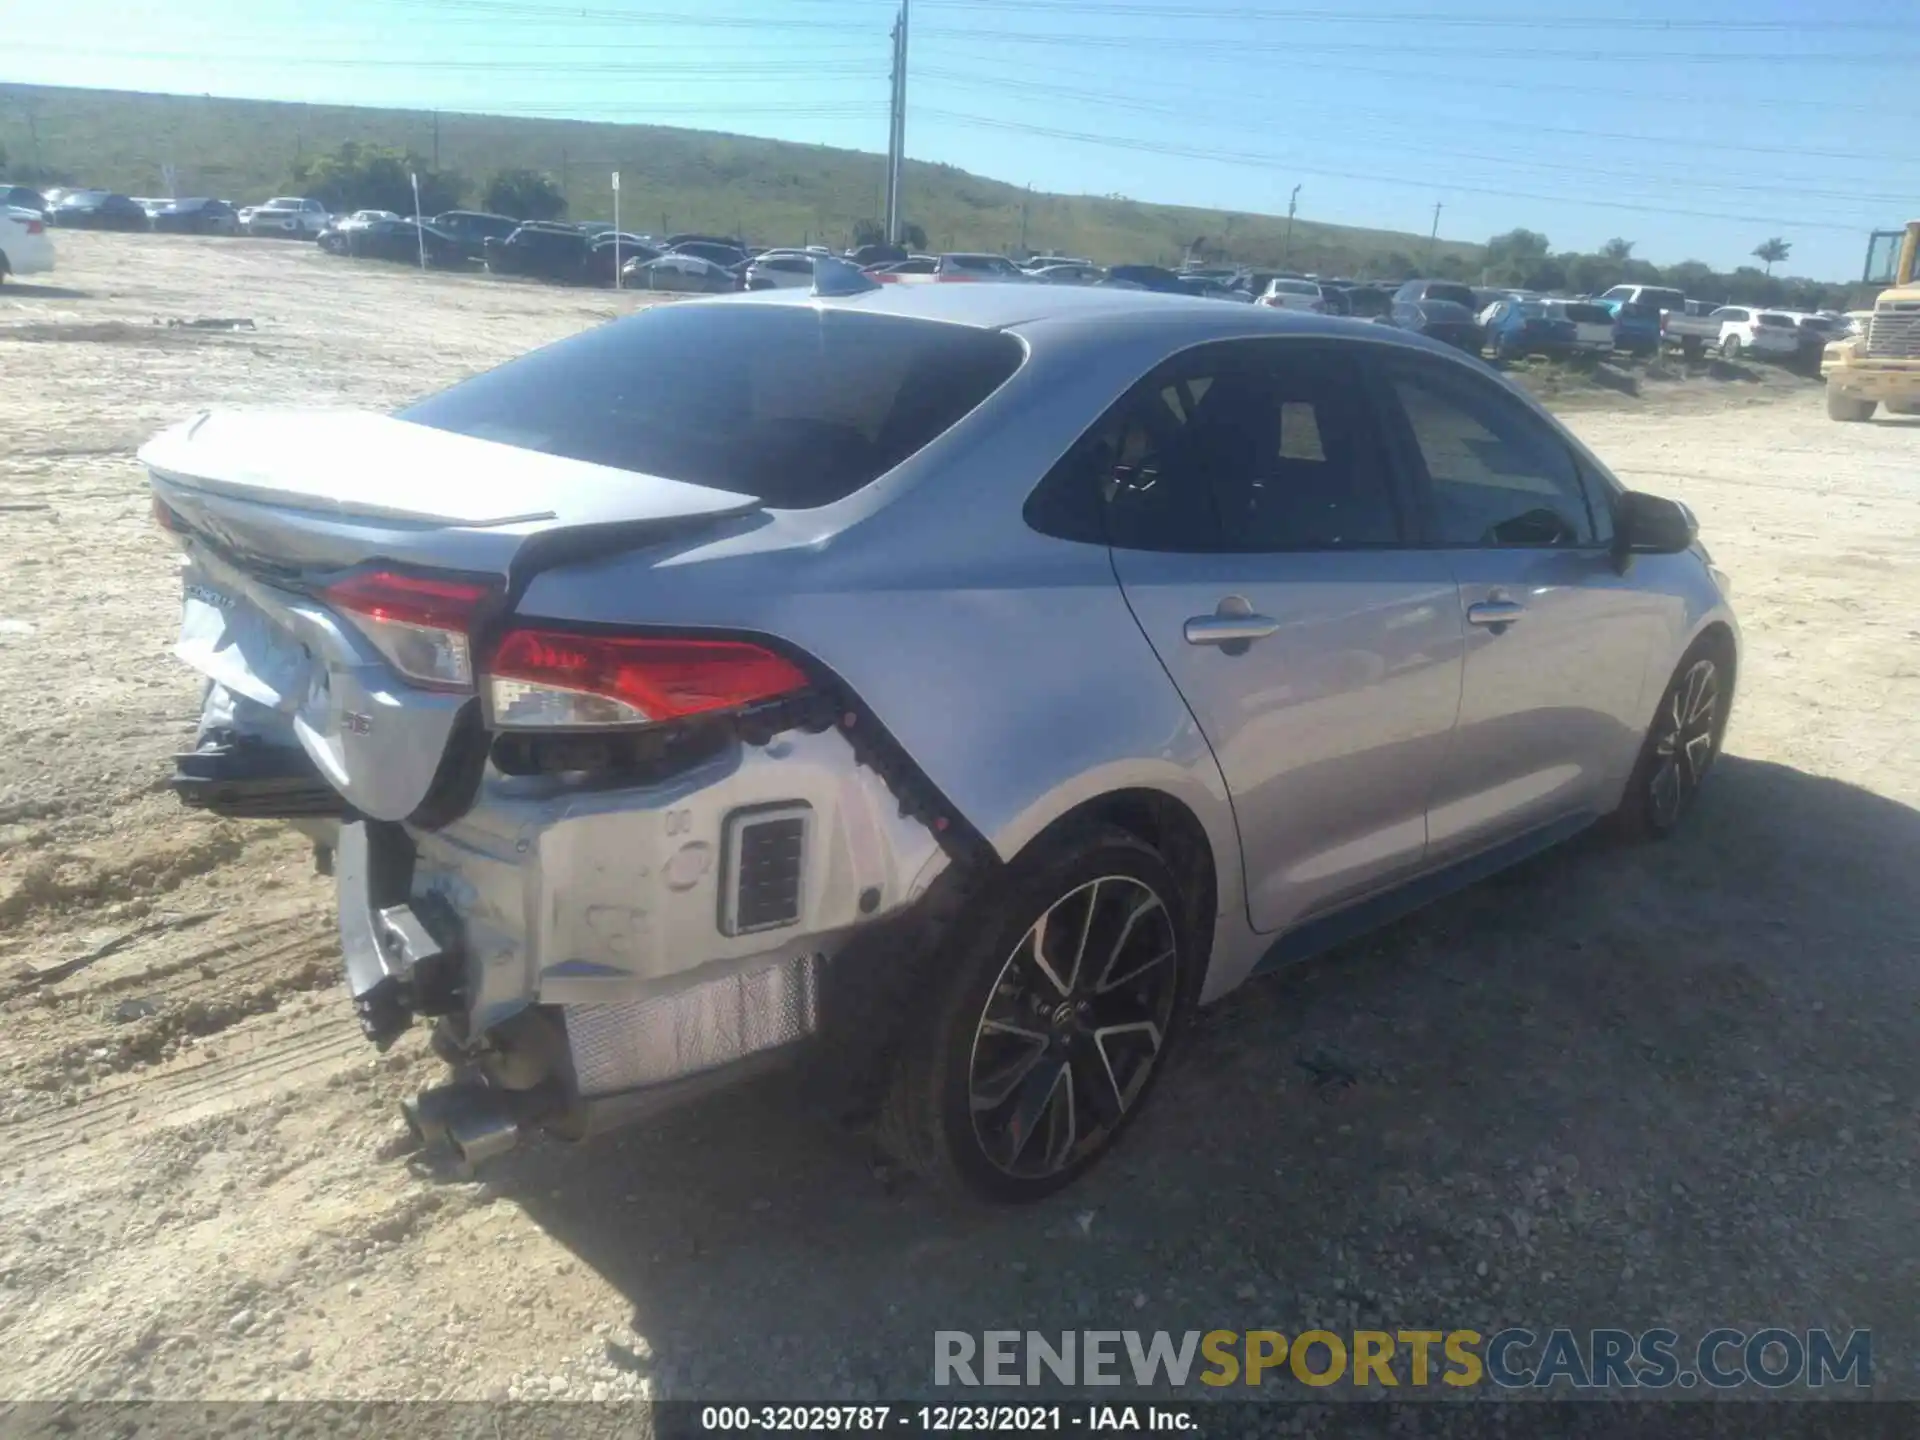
[0,283,92,300]
[488,753,1920,1398]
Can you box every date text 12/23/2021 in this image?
[698,1406,1192,1433]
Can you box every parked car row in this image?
[0,181,1852,373]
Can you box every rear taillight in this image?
[485,629,809,730]
[152,496,182,534]
[323,570,493,691]
[25,219,44,235]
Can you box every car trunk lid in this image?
[143,407,761,822]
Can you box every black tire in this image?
[1827,388,1876,422]
[880,826,1198,1203]
[1611,636,1733,841]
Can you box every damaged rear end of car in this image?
[142,298,1029,1162]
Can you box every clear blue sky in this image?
[7,0,1916,278]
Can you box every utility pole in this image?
[884,9,902,244]
[1019,183,1030,255]
[1282,184,1300,266]
[432,111,440,170]
[1427,201,1442,270]
[885,0,910,245]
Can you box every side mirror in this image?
[1611,491,1697,571]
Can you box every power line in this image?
[926,40,1919,118]
[383,0,877,29]
[919,25,1920,65]
[913,0,1911,31]
[5,46,875,74]
[914,69,1913,202]
[909,105,1876,234]
[378,0,1916,29]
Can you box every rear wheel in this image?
[1720,334,1742,359]
[1827,387,1876,422]
[881,827,1195,1203]
[1611,639,1732,840]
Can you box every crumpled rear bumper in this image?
[338,725,952,1102]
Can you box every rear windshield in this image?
[1270,280,1319,295]
[1561,303,1612,323]
[1642,289,1687,311]
[947,255,1017,273]
[1757,313,1795,327]
[398,305,1026,509]
[1422,283,1476,308]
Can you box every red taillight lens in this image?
[25,219,45,235]
[486,629,809,730]
[323,570,493,690]
[152,496,182,534]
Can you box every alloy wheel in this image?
[1649,658,1720,828]
[967,876,1181,1180]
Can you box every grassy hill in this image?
[0,82,1481,275]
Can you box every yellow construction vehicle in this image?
[1823,221,1920,421]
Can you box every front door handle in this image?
[1184,614,1280,646]
[1465,599,1526,628]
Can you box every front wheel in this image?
[1611,641,1731,840]
[1829,388,1878,421]
[881,827,1196,1203]
[1720,333,1742,360]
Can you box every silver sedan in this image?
[142,268,1738,1201]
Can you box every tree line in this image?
[1472,228,1848,311]
[281,142,569,223]
[4,132,1863,303]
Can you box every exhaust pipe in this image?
[402,1081,560,1167]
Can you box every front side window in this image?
[1036,344,1403,553]
[1382,358,1595,548]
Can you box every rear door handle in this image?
[1465,599,1525,628]
[1184,614,1280,646]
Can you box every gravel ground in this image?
[1,232,1915,1409]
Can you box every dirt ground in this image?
[2,233,1916,1406]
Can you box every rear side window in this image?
[1423,283,1477,308]
[399,305,1024,509]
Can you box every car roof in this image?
[685,280,1490,360]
